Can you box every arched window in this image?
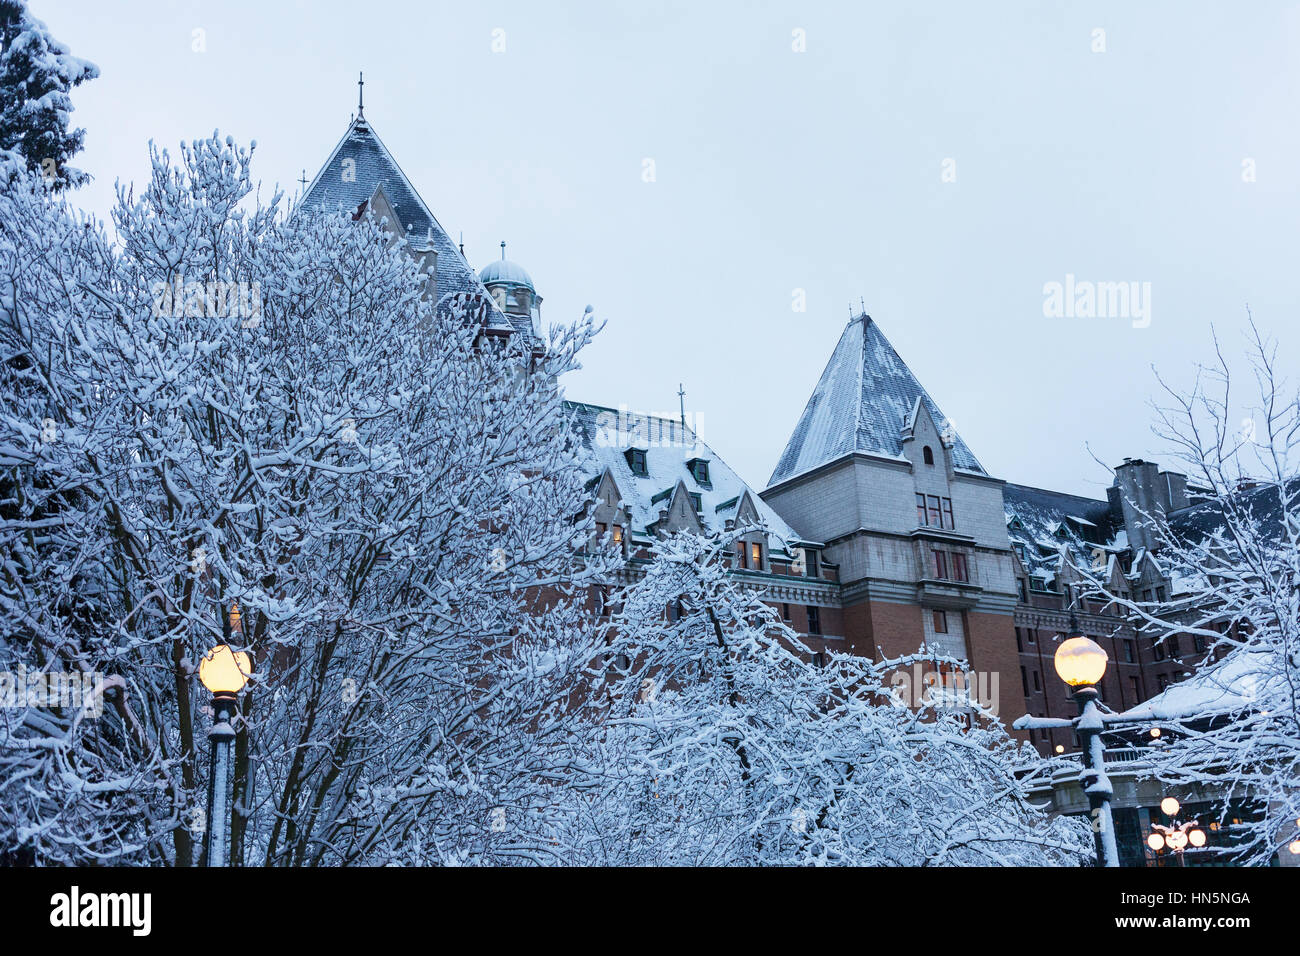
[923,445,934,465]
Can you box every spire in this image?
[678,383,687,431]
[500,240,507,260]
[356,71,366,120]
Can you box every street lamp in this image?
[198,603,251,868]
[1013,611,1118,867]
[1148,795,1206,866]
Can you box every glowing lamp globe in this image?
[1188,829,1206,848]
[1054,744,1064,754]
[1160,797,1181,817]
[1053,636,1109,687]
[1290,840,1300,856]
[1147,833,1165,851]
[1150,727,1162,738]
[1166,830,1188,851]
[199,644,251,696]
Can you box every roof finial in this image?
[459,231,465,257]
[500,240,506,261]
[860,296,866,316]
[357,71,365,119]
[678,383,687,431]
[298,169,309,192]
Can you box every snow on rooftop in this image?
[768,314,983,487]
[567,402,808,548]
[1119,650,1274,721]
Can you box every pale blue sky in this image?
[45,0,1300,498]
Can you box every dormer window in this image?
[923,445,934,465]
[749,541,763,569]
[686,457,711,486]
[625,448,648,476]
[612,525,623,545]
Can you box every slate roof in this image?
[768,313,984,486]
[298,116,514,334]
[1002,483,1121,585]
[565,401,811,549]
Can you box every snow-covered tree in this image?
[1080,319,1300,866]
[0,137,615,865]
[566,529,1090,866]
[0,0,98,189]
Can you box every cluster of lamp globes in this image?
[1147,797,1207,853]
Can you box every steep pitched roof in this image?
[298,116,513,333]
[768,313,984,486]
[565,401,811,548]
[1002,482,1122,586]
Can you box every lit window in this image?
[750,542,762,569]
[612,525,623,544]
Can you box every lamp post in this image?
[1014,611,1118,867]
[198,604,251,868]
[1146,796,1206,866]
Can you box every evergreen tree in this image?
[0,0,98,189]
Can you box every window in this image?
[1015,627,1023,651]
[1167,635,1179,657]
[781,602,791,621]
[1153,642,1166,662]
[916,493,928,526]
[688,492,702,512]
[1142,588,1153,603]
[923,445,934,465]
[1157,673,1169,690]
[1155,586,1166,602]
[1027,628,1036,645]
[736,543,747,569]
[596,522,607,536]
[1030,576,1046,591]
[1032,670,1041,692]
[750,542,762,569]
[806,550,818,578]
[951,552,968,583]
[1124,640,1135,663]
[942,498,954,529]
[1017,578,1028,602]
[1130,676,1141,699]
[1193,633,1206,654]
[688,458,710,485]
[612,525,623,544]
[811,652,825,668]
[933,610,948,634]
[1021,666,1030,696]
[927,495,942,527]
[806,605,821,635]
[932,549,949,580]
[626,448,648,476]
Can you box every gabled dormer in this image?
[650,480,704,536]
[589,468,629,554]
